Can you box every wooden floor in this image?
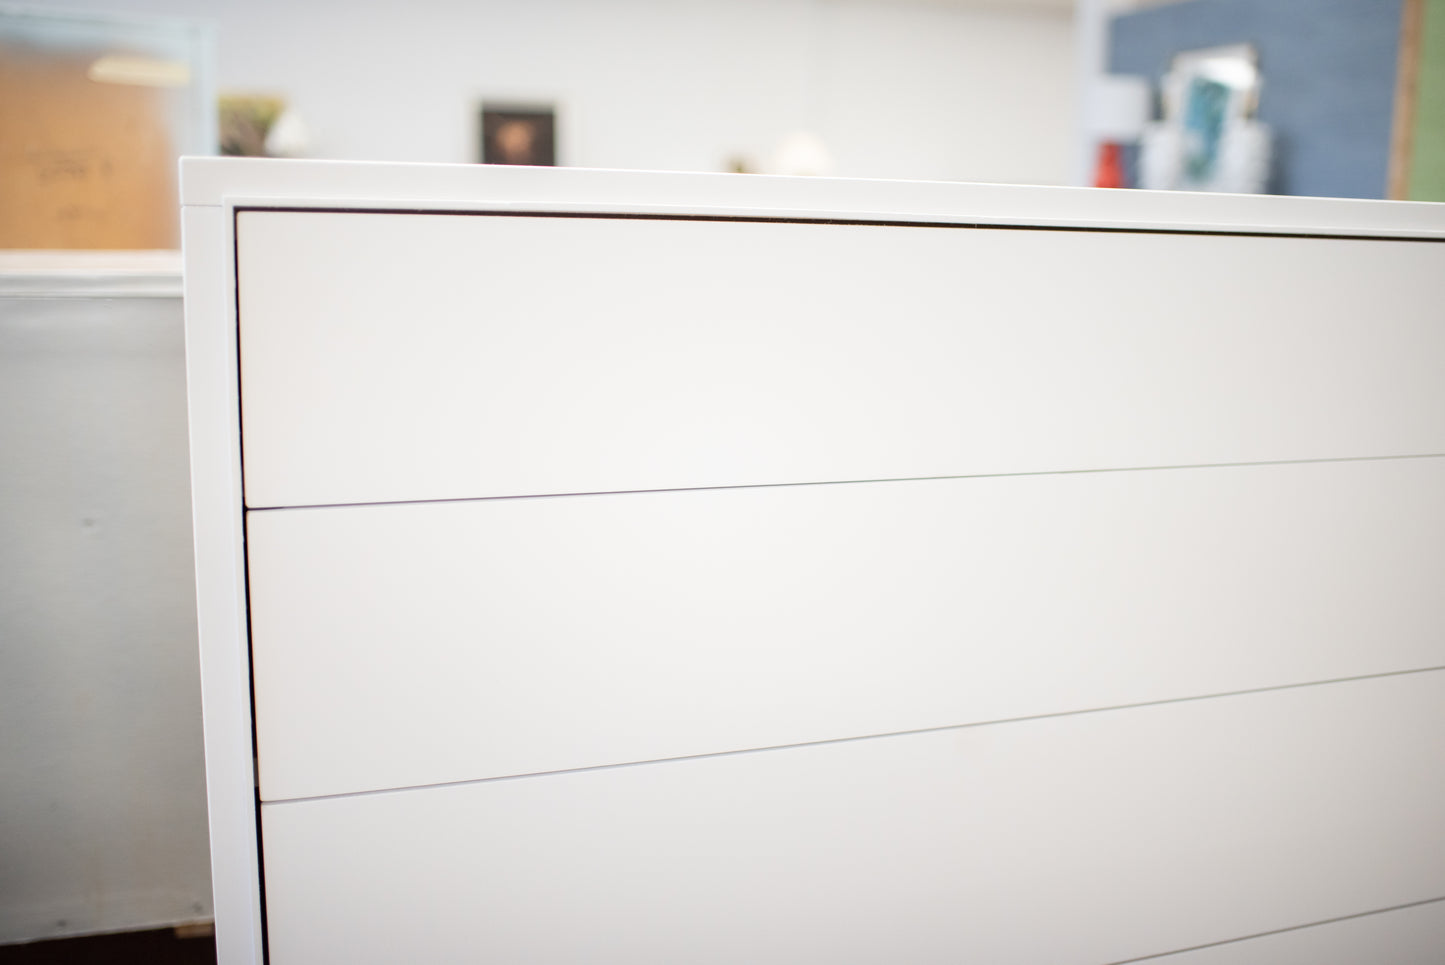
[0,927,215,964]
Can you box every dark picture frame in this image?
[479,105,556,166]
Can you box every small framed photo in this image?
[1141,44,1269,193]
[1163,45,1260,189]
[479,104,556,166]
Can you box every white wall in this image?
[32,0,1075,184]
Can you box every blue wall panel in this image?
[1109,0,1403,199]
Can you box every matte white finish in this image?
[1154,900,1445,965]
[259,670,1445,965]
[181,206,263,965]
[182,157,1445,238]
[0,287,211,942]
[183,158,1445,963]
[248,456,1445,802]
[237,210,1445,508]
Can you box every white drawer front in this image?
[247,456,1445,801]
[235,211,1445,508]
[258,670,1445,964]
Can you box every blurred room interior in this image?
[1,0,1441,961]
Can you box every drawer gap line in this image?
[242,451,1445,513]
[1102,894,1445,964]
[262,663,1445,807]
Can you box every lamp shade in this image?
[1086,75,1151,142]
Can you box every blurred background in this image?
[0,0,1441,960]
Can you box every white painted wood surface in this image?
[259,669,1445,965]
[180,158,1445,239]
[182,157,1445,964]
[182,206,264,965]
[248,456,1445,802]
[236,211,1445,508]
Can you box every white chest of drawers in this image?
[183,158,1445,964]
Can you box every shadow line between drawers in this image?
[1103,894,1445,964]
[261,662,1445,807]
[241,450,1445,513]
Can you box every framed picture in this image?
[1164,45,1261,190]
[1141,44,1269,193]
[479,105,556,166]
